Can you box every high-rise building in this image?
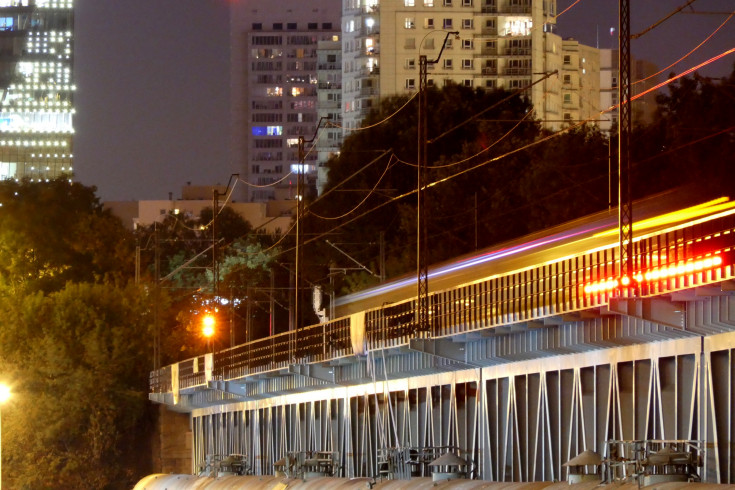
[315,38,342,195]
[340,0,599,131]
[0,0,74,181]
[560,37,600,126]
[230,0,341,202]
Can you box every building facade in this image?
[230,0,341,202]
[315,38,342,195]
[0,0,74,181]
[560,38,600,126]
[341,0,601,132]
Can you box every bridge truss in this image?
[150,202,735,482]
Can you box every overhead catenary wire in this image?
[631,0,699,40]
[207,49,735,271]
[288,50,735,254]
[633,11,733,86]
[333,92,419,132]
[308,155,396,220]
[427,71,557,145]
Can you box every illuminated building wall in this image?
[0,0,74,182]
[560,38,600,125]
[341,0,599,132]
[315,38,342,195]
[230,1,341,202]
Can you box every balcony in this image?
[318,81,342,90]
[504,67,531,76]
[499,4,531,14]
[504,47,531,56]
[476,47,498,56]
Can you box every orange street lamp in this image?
[202,314,216,352]
[0,383,10,490]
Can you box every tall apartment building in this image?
[341,0,598,131]
[0,0,74,181]
[315,38,343,195]
[560,38,600,125]
[230,1,341,202]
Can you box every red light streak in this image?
[583,255,724,295]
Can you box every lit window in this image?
[424,0,434,5]
[405,0,415,5]
[405,17,416,29]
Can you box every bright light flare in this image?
[0,384,10,404]
[583,255,725,295]
[202,314,216,338]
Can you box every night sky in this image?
[73,0,734,202]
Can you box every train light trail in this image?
[583,255,724,295]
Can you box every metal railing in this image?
[151,212,735,394]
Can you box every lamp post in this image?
[0,383,10,490]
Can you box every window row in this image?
[252,22,333,31]
[405,17,475,29]
[404,0,474,6]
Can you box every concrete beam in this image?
[608,297,685,330]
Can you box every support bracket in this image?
[207,379,253,398]
[409,337,469,364]
[288,363,337,384]
[608,297,686,330]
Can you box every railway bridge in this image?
[149,196,735,484]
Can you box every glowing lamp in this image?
[202,314,216,338]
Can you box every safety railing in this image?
[151,212,735,394]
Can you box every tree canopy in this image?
[305,69,735,297]
[0,179,154,489]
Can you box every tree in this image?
[0,180,156,488]
[308,84,538,295]
[0,283,153,489]
[0,179,134,292]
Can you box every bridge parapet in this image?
[151,202,735,410]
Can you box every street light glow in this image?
[0,385,9,404]
[202,314,215,338]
